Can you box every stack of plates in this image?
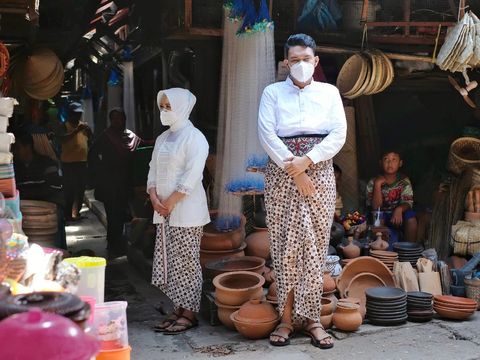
[369,250,398,271]
[20,200,58,247]
[433,295,478,320]
[393,242,424,267]
[407,291,434,322]
[366,287,407,326]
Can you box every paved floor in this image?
[69,207,480,360]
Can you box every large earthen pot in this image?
[230,299,279,339]
[213,271,265,306]
[245,227,270,260]
[201,212,246,251]
[332,302,363,332]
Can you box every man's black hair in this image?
[15,131,34,148]
[284,33,316,59]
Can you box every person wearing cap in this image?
[60,101,92,222]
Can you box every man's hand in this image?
[284,156,313,177]
[391,207,403,226]
[293,172,316,196]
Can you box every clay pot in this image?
[262,267,275,284]
[323,291,338,312]
[200,243,246,270]
[230,311,279,339]
[201,212,246,251]
[245,228,270,260]
[332,302,363,332]
[338,297,365,319]
[205,256,265,278]
[215,300,240,330]
[320,313,333,329]
[235,299,278,323]
[267,282,277,303]
[213,271,265,306]
[370,232,389,251]
[339,237,361,259]
[323,271,336,293]
[320,297,334,316]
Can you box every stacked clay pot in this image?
[213,271,265,329]
[245,226,270,260]
[230,299,279,339]
[320,297,334,329]
[200,213,246,270]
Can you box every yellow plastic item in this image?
[64,256,106,268]
[3,279,29,295]
[96,346,131,360]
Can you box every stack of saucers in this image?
[393,242,424,267]
[366,287,407,326]
[369,250,398,271]
[433,295,478,320]
[407,291,434,322]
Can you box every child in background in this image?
[366,150,418,242]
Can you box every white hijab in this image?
[156,88,196,132]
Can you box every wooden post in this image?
[269,0,273,19]
[403,0,411,36]
[361,0,369,24]
[184,0,192,31]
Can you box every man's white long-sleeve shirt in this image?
[258,77,347,168]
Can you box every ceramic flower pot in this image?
[213,271,265,306]
[332,302,363,332]
[201,212,246,251]
[245,227,270,260]
[323,271,336,293]
[215,300,240,330]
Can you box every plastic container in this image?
[80,295,96,324]
[64,256,106,303]
[96,346,131,360]
[94,301,129,350]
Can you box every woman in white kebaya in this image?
[148,88,210,335]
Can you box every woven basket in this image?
[451,220,480,256]
[447,137,480,175]
[464,277,480,309]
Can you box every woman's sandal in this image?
[153,311,182,332]
[163,315,198,335]
[269,322,294,347]
[303,322,334,349]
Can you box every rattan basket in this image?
[451,220,480,256]
[447,137,480,175]
[464,277,480,309]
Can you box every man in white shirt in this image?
[258,34,346,349]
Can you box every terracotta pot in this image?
[213,271,265,306]
[320,313,333,329]
[338,297,365,319]
[262,267,275,284]
[323,271,336,293]
[235,299,278,323]
[370,232,389,251]
[205,256,265,278]
[323,291,338,312]
[200,243,246,270]
[320,297,334,316]
[339,237,361,259]
[267,282,277,303]
[215,300,240,330]
[201,212,246,251]
[230,310,279,339]
[332,302,363,332]
[245,228,270,260]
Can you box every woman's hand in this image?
[284,156,313,177]
[160,191,187,216]
[293,173,316,196]
[149,190,167,216]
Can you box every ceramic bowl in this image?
[235,299,278,323]
[206,256,265,278]
[200,243,247,269]
[230,311,279,339]
[213,271,265,306]
[433,306,475,320]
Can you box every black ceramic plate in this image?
[367,304,407,312]
[393,242,424,250]
[407,309,434,316]
[367,311,408,319]
[368,316,408,326]
[366,287,407,300]
[407,305,433,312]
[407,291,433,299]
[407,298,432,305]
[407,315,433,323]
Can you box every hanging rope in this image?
[361,23,369,51]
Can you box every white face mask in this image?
[160,110,177,126]
[290,61,315,83]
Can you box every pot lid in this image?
[0,308,99,360]
[234,299,278,323]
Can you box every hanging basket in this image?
[447,137,480,174]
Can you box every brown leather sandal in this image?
[153,310,182,332]
[269,322,294,347]
[303,322,334,349]
[163,315,198,335]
